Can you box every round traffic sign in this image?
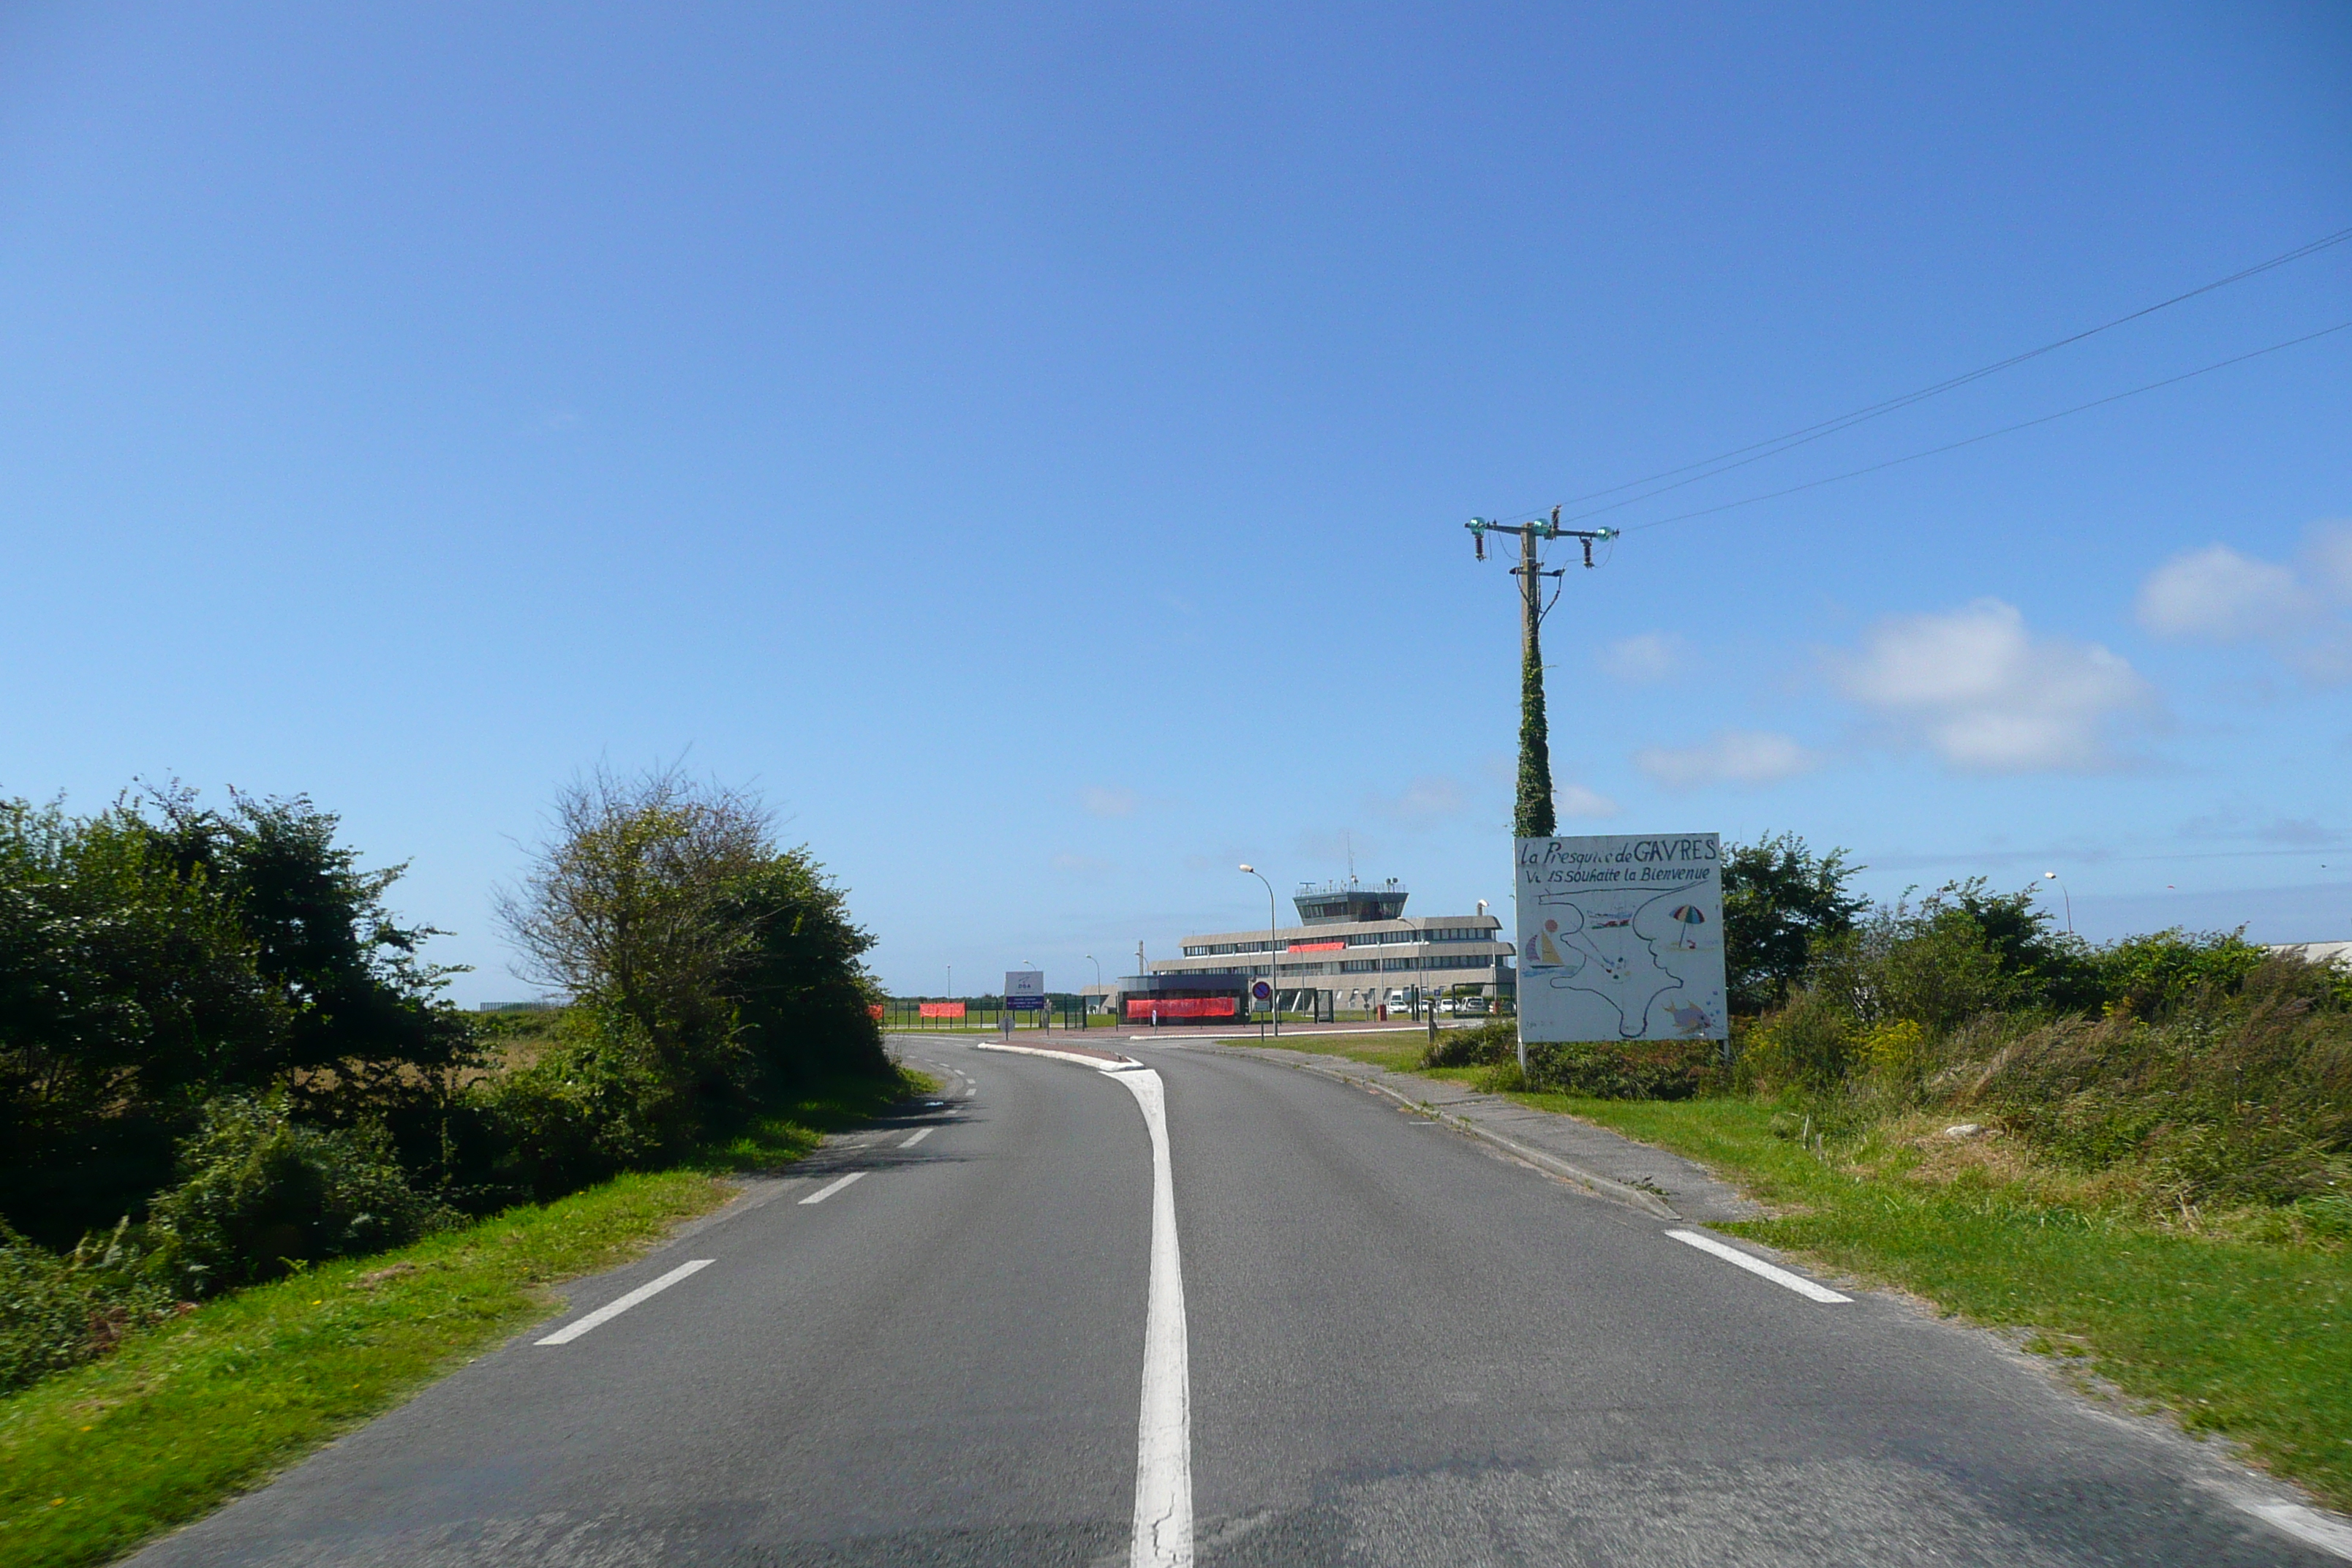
[1251,981,1272,1000]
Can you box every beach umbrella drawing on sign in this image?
[1667,904,1707,949]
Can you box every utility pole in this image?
[1466,508,1616,837]
[1469,508,1616,1074]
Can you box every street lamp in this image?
[1240,864,1278,1041]
[2043,872,2073,935]
[1085,954,1102,1029]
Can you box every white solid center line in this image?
[799,1170,867,1205]
[535,1258,712,1346]
[901,1127,933,1147]
[1109,1065,1193,1568]
[1667,1228,1850,1303]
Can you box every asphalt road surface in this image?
[127,1036,2348,1568]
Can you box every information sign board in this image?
[1004,970,1046,1013]
[1515,833,1727,1043]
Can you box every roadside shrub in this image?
[0,1221,103,1392]
[1422,1019,1515,1069]
[1523,1039,1714,1100]
[2095,927,2273,1017]
[1956,957,2352,1206]
[0,1219,179,1393]
[146,1096,437,1294]
[1859,1018,1934,1090]
[1739,988,1855,1093]
[467,1011,677,1203]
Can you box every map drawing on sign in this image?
[1515,834,1727,1043]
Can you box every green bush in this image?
[467,1009,682,1204]
[1421,1019,1515,1069]
[146,1096,439,1294]
[1,1219,176,1393]
[1738,988,1857,1093]
[1523,1039,1715,1100]
[0,1222,102,1393]
[1953,957,2352,1207]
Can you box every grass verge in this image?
[0,1073,923,1568]
[1213,1030,1436,1073]
[1231,1033,2352,1513]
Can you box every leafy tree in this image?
[138,787,476,1119]
[1936,877,2101,1011]
[0,798,284,1244]
[725,850,889,1082]
[0,788,469,1245]
[1721,834,1866,1015]
[496,765,772,1080]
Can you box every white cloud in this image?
[1079,785,1137,818]
[1554,783,1621,818]
[2136,522,2352,685]
[2302,520,2352,601]
[1368,775,1466,826]
[1635,730,1818,789]
[1832,598,2153,773]
[2136,544,2310,640]
[1601,631,1689,684]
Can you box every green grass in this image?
[0,1074,926,1568]
[1215,1028,1436,1072]
[1239,1032,2352,1512]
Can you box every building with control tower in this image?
[1118,878,1514,1019]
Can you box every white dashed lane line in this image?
[798,1171,867,1205]
[901,1127,933,1148]
[536,1259,713,1346]
[1667,1228,1850,1303]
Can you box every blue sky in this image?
[3,2,2348,1003]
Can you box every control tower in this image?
[1292,878,1409,925]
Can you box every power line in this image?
[1623,317,2352,533]
[1490,223,2352,529]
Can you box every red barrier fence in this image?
[919,1001,967,1019]
[1125,996,1237,1020]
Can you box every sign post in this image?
[1004,969,1045,1033]
[1515,833,1728,1071]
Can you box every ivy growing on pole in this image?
[1515,623,1554,838]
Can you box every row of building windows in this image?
[1182,925,1496,957]
[1171,954,1507,978]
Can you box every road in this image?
[128,1036,2345,1567]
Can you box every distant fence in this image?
[880,998,1099,1030]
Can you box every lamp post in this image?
[1085,954,1101,1029]
[2043,871,2073,936]
[1240,864,1278,1041]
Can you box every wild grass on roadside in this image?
[0,1072,927,1568]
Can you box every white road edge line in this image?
[901,1127,933,1147]
[799,1170,867,1205]
[2240,1500,2352,1561]
[1666,1228,1850,1303]
[535,1258,712,1346]
[1110,1064,1194,1568]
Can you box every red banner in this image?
[919,1001,966,1019]
[1125,996,1237,1019]
[868,1004,884,1019]
[1288,941,1345,952]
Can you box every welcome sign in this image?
[1515,833,1727,1044]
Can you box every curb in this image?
[1248,1052,1682,1222]
[975,1041,1144,1071]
